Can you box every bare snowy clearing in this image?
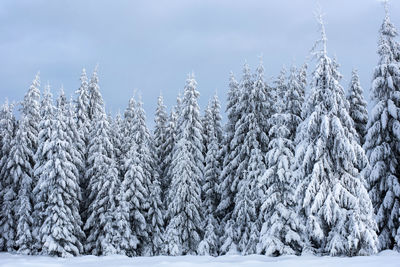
[0,250,399,267]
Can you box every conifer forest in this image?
[1,1,400,263]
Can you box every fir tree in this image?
[0,101,17,252]
[38,103,85,257]
[10,116,35,254]
[257,95,303,256]
[120,142,146,256]
[133,98,164,256]
[75,69,90,138]
[84,111,125,255]
[165,74,204,255]
[74,69,91,216]
[227,62,268,254]
[295,15,378,256]
[198,94,222,256]
[32,86,55,253]
[21,73,41,161]
[364,5,400,250]
[218,73,241,254]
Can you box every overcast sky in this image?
[0,0,399,124]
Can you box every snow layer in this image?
[0,250,399,267]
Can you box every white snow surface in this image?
[0,250,399,267]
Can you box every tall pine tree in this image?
[38,100,85,257]
[295,15,378,256]
[364,4,400,250]
[198,94,223,256]
[0,101,17,252]
[165,74,204,255]
[257,92,303,256]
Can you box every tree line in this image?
[0,6,400,258]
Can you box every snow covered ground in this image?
[0,250,399,267]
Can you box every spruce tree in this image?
[364,6,400,250]
[10,116,35,254]
[295,16,378,256]
[74,69,91,217]
[165,74,204,255]
[75,69,90,138]
[120,142,146,256]
[0,101,17,252]
[198,95,222,256]
[32,86,55,253]
[84,111,125,255]
[218,73,241,254]
[38,102,84,257]
[134,98,164,256]
[226,62,268,254]
[257,94,303,256]
[21,73,41,163]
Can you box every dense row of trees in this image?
[1,7,400,258]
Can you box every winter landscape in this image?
[1,0,400,266]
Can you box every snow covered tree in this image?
[121,118,150,256]
[218,73,241,253]
[120,142,146,256]
[198,94,222,256]
[132,98,164,256]
[165,138,203,256]
[347,70,368,146]
[0,101,17,252]
[257,95,303,256]
[84,110,126,255]
[37,101,85,257]
[294,16,378,256]
[74,69,91,209]
[75,69,90,138]
[197,215,218,256]
[32,85,55,254]
[7,74,41,253]
[232,116,264,255]
[165,74,204,255]
[58,92,85,182]
[9,116,35,254]
[364,6,400,250]
[21,73,41,161]
[221,62,268,255]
